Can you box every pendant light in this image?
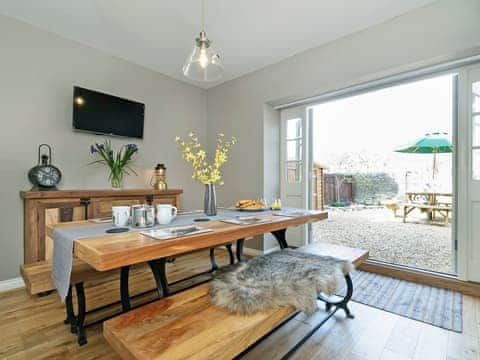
[183,0,223,82]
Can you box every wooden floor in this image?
[1,250,480,360]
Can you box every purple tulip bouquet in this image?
[89,140,138,189]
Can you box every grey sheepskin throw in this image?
[209,250,353,315]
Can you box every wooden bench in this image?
[103,243,368,360]
[20,246,240,346]
[20,259,116,296]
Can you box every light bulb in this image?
[183,30,223,81]
[199,48,208,69]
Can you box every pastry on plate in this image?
[235,199,266,210]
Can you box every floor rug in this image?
[346,270,463,332]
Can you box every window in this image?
[285,118,302,183]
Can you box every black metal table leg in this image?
[236,239,245,262]
[120,266,131,311]
[226,244,235,264]
[209,248,219,271]
[64,285,76,334]
[75,282,87,346]
[271,229,288,249]
[148,258,169,298]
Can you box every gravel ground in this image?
[312,207,453,274]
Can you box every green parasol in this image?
[394,132,452,179]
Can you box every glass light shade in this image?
[183,35,223,82]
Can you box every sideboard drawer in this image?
[90,197,146,218]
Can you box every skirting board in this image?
[0,277,25,293]
[359,261,480,297]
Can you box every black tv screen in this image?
[73,86,145,139]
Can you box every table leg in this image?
[236,239,245,262]
[209,248,219,271]
[226,244,235,264]
[148,259,169,298]
[74,282,87,346]
[64,285,76,334]
[271,229,288,249]
[120,266,131,311]
[428,209,433,222]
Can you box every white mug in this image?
[112,206,130,227]
[156,204,177,225]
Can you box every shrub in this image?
[352,173,398,204]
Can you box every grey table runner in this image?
[52,208,302,301]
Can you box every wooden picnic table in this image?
[402,192,452,225]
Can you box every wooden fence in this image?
[323,174,354,205]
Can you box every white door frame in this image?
[277,62,480,280]
[457,64,480,282]
[280,105,311,246]
[456,68,468,280]
[281,69,468,277]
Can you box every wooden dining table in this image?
[49,211,326,267]
[48,210,328,344]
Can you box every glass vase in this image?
[110,171,123,190]
[204,183,217,216]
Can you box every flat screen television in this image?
[72,86,145,139]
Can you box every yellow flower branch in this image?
[175,132,236,185]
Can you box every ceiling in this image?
[0,0,435,89]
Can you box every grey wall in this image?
[2,0,480,280]
[0,15,207,281]
[206,0,480,250]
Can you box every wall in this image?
[0,15,207,281]
[2,0,480,280]
[206,0,480,250]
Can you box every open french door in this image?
[280,105,312,247]
[458,66,480,281]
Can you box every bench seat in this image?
[399,202,452,211]
[103,243,368,360]
[105,283,293,360]
[20,259,116,295]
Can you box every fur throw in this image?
[209,250,353,315]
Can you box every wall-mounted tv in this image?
[73,86,145,139]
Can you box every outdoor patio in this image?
[312,207,453,274]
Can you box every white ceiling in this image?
[0,0,435,89]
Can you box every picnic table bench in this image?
[401,192,452,225]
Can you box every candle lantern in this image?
[150,164,168,190]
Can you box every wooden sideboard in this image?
[20,189,183,264]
